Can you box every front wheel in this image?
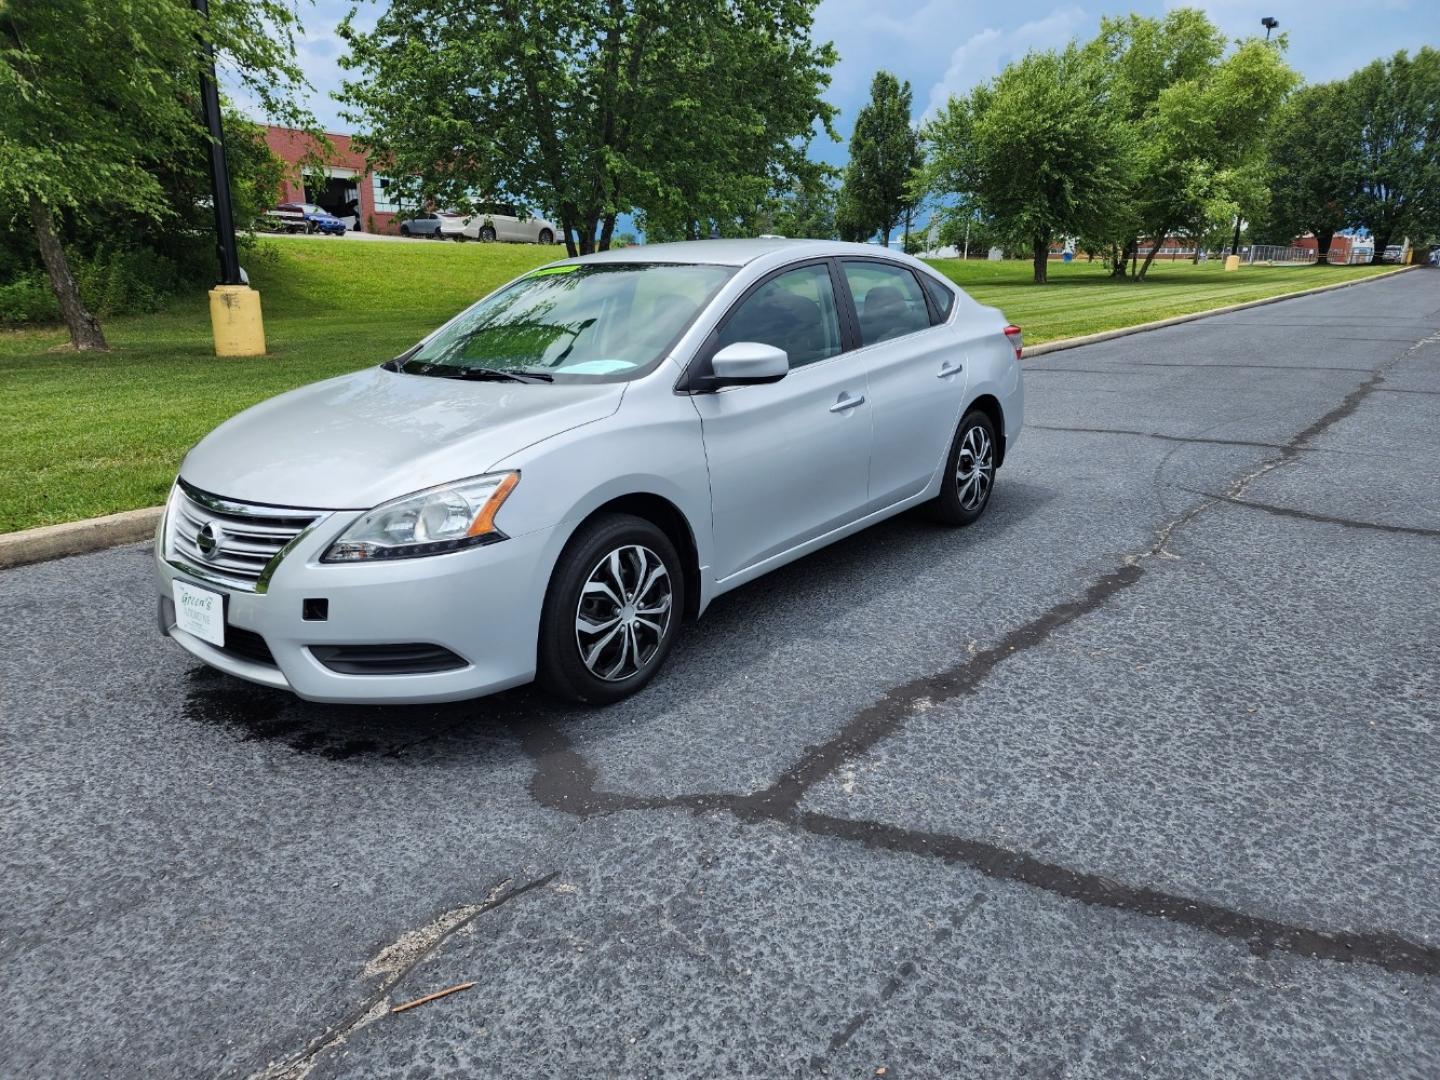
[537,514,684,705]
[926,409,998,526]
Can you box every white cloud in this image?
[922,5,1088,118]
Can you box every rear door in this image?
[839,260,968,510]
[690,261,871,580]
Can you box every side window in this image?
[842,262,932,346]
[716,264,842,369]
[920,274,956,323]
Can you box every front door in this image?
[691,262,871,580]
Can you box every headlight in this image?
[321,471,519,562]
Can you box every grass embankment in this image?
[928,256,1395,342]
[0,240,1398,532]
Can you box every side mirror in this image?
[706,341,789,389]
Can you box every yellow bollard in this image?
[1223,255,1241,272]
[208,284,266,356]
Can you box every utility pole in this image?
[192,0,266,355]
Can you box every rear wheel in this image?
[538,228,554,245]
[479,224,497,242]
[537,514,683,705]
[926,409,998,526]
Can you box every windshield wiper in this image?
[447,368,554,383]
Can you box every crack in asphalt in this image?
[245,873,557,1080]
[1132,361,1377,373]
[1188,490,1440,538]
[814,893,987,1065]
[515,353,1440,981]
[1028,423,1292,451]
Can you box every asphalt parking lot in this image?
[3,269,1438,1079]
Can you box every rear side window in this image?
[717,264,842,369]
[842,262,932,346]
[920,274,956,322]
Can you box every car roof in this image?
[555,238,911,268]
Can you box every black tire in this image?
[538,228,554,245]
[926,408,999,526]
[479,225,497,242]
[537,514,684,706]
[400,224,411,237]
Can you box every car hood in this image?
[180,367,624,509]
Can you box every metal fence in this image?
[1245,245,1317,265]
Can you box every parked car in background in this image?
[270,203,346,236]
[461,205,560,245]
[263,205,307,233]
[1382,245,1405,263]
[154,239,1023,706]
[398,213,445,238]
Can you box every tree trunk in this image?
[1032,236,1050,284]
[29,195,106,351]
[879,226,890,248]
[1112,238,1134,278]
[1313,228,1334,266]
[1370,231,1391,265]
[598,213,617,251]
[1136,225,1171,281]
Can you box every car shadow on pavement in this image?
[178,479,1056,765]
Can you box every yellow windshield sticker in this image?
[527,265,581,278]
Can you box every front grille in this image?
[222,625,277,667]
[166,482,321,592]
[309,643,468,675]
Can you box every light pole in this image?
[1231,18,1280,260]
[192,0,266,355]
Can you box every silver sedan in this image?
[154,240,1024,705]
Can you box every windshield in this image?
[396,262,733,383]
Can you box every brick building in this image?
[262,125,407,234]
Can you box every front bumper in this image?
[156,508,562,704]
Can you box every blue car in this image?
[277,202,346,236]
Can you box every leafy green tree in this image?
[341,0,837,257]
[1259,82,1357,261]
[922,46,1132,283]
[741,165,838,239]
[0,0,309,349]
[1088,11,1298,280]
[1346,48,1440,262]
[837,71,922,247]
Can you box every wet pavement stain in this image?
[181,667,410,760]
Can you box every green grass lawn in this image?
[927,255,1396,343]
[0,238,1399,532]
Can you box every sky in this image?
[238,0,1436,189]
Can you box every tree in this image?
[1260,82,1357,262]
[340,0,837,258]
[1346,48,1440,262]
[837,71,922,247]
[1087,10,1298,280]
[0,0,308,350]
[922,46,1131,283]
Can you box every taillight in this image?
[1003,325,1023,359]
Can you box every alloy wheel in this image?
[955,423,994,511]
[574,545,673,681]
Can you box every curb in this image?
[1021,263,1419,358]
[0,264,1424,571]
[0,507,162,570]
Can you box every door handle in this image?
[938,361,964,378]
[830,393,865,413]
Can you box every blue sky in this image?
[242,0,1435,179]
